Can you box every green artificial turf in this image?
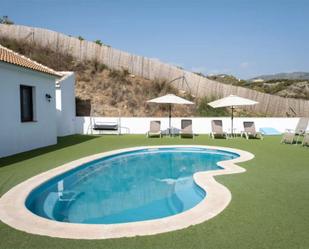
[0,135,308,249]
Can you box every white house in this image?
[56,72,76,137]
[0,45,65,157]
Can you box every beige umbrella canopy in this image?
[208,95,258,134]
[147,94,194,135]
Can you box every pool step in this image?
[174,176,204,211]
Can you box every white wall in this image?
[0,62,58,157]
[56,72,76,136]
[75,116,304,135]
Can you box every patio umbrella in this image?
[147,94,194,135]
[208,95,258,135]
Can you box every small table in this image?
[166,127,179,137]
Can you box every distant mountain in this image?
[209,73,309,100]
[250,72,309,81]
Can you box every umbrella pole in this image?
[231,106,234,136]
[169,104,172,136]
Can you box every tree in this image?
[94,40,103,46]
[77,36,84,41]
[0,15,14,25]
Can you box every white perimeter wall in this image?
[0,62,57,157]
[75,116,305,135]
[56,72,76,136]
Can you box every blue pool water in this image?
[26,147,238,224]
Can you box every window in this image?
[20,85,34,122]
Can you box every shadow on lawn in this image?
[0,135,97,168]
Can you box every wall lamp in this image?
[45,94,52,102]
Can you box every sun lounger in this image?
[286,118,309,144]
[302,133,309,147]
[147,120,162,138]
[281,132,295,144]
[289,117,309,134]
[210,120,228,139]
[180,119,193,138]
[281,118,309,144]
[242,121,263,140]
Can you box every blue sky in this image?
[1,0,309,79]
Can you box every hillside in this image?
[250,72,309,81]
[1,24,309,117]
[206,74,309,100]
[0,36,236,117]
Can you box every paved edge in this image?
[0,145,254,239]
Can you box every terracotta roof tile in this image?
[0,45,62,77]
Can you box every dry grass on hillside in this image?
[0,37,197,117]
[74,63,196,117]
[0,37,260,117]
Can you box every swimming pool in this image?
[0,145,254,239]
[26,147,239,224]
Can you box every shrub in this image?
[108,68,130,84]
[122,68,130,77]
[149,79,178,97]
[109,69,123,79]
[94,40,103,46]
[97,63,108,72]
[193,72,206,77]
[196,96,229,117]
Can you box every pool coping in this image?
[0,145,254,239]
